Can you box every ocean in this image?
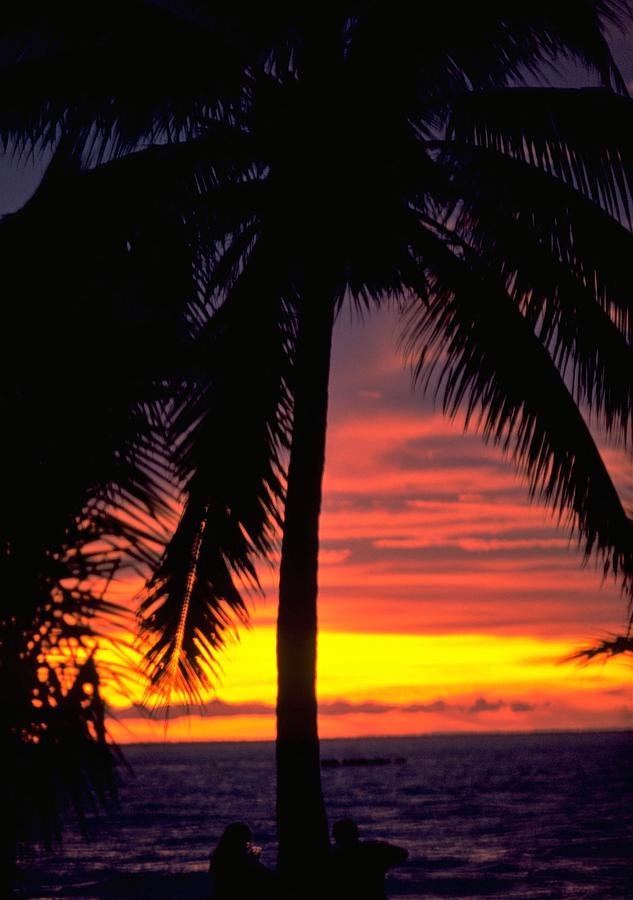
[15,731,633,899]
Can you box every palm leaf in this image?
[567,632,633,662]
[2,2,629,158]
[0,135,204,841]
[429,144,633,443]
[0,137,205,536]
[138,240,294,702]
[347,1,627,99]
[405,226,633,606]
[449,88,633,222]
[436,141,633,339]
[0,1,249,156]
[0,506,130,848]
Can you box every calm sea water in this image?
[16,731,633,899]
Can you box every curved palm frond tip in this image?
[566,632,633,662]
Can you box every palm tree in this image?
[2,3,633,895]
[0,142,196,886]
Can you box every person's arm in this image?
[367,840,408,869]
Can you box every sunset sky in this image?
[2,29,632,745]
[107,26,633,743]
[99,306,632,743]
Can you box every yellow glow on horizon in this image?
[95,627,631,743]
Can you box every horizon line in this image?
[117,726,632,747]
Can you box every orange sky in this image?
[0,24,629,748]
[97,306,632,742]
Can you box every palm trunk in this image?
[276,293,334,893]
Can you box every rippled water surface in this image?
[16,731,633,898]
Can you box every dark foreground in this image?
[16,731,633,898]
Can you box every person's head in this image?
[332,818,360,848]
[214,822,252,858]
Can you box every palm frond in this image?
[0,133,206,842]
[0,508,131,849]
[5,649,123,848]
[428,143,633,443]
[0,1,249,156]
[566,632,633,662]
[138,240,294,703]
[449,88,633,223]
[435,141,633,338]
[0,137,206,538]
[347,1,627,100]
[405,226,633,605]
[2,2,629,160]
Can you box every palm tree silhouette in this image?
[2,4,633,894]
[0,142,193,889]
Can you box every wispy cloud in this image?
[110,694,544,721]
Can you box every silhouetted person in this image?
[329,818,408,900]
[208,822,276,899]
